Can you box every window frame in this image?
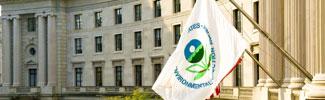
[75,38,83,54]
[115,34,123,51]
[154,0,161,17]
[27,17,36,32]
[95,36,103,53]
[95,67,103,87]
[115,66,123,86]
[29,69,37,87]
[115,8,122,24]
[173,0,181,13]
[233,9,242,32]
[95,11,102,27]
[75,68,83,87]
[134,31,142,49]
[134,4,142,21]
[154,28,162,47]
[135,65,142,86]
[75,14,82,30]
[173,24,181,45]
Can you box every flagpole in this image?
[229,0,313,81]
[244,49,281,86]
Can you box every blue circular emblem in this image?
[184,39,204,63]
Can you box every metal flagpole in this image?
[244,49,281,86]
[229,0,313,81]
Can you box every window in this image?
[154,64,162,81]
[115,66,122,86]
[174,0,181,13]
[115,8,122,24]
[29,69,37,87]
[27,17,36,32]
[154,0,161,17]
[154,28,162,47]
[75,38,82,54]
[95,36,102,53]
[135,65,142,86]
[95,11,102,27]
[29,48,36,56]
[235,63,241,87]
[135,31,142,49]
[233,9,241,32]
[95,67,103,86]
[134,4,142,21]
[75,14,82,30]
[115,34,122,51]
[75,68,82,87]
[174,24,181,44]
[253,1,259,23]
[254,54,260,85]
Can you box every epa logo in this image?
[174,23,217,89]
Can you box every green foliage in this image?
[104,88,162,100]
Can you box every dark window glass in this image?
[115,66,123,86]
[254,54,260,85]
[29,69,37,87]
[135,65,142,86]
[235,63,241,87]
[75,38,82,54]
[233,9,241,32]
[174,24,181,44]
[154,28,162,47]
[95,11,102,27]
[254,1,259,23]
[154,0,161,17]
[95,36,102,52]
[174,0,181,13]
[134,4,142,21]
[29,48,36,56]
[193,0,196,7]
[75,14,82,30]
[115,34,122,51]
[75,68,82,87]
[135,31,142,49]
[95,67,103,86]
[154,64,162,81]
[27,17,36,32]
[115,8,122,24]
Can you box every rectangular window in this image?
[174,0,181,13]
[115,66,123,86]
[95,11,102,27]
[95,36,102,52]
[154,64,162,81]
[115,34,122,51]
[235,63,241,87]
[27,17,36,32]
[135,65,142,86]
[75,38,82,54]
[135,31,142,49]
[233,9,241,32]
[75,14,82,30]
[254,54,260,85]
[29,69,37,87]
[154,28,162,47]
[254,1,259,23]
[154,0,161,17]
[174,24,181,44]
[115,8,122,24]
[75,68,82,87]
[134,4,142,21]
[95,67,103,87]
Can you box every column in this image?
[263,0,285,88]
[47,14,57,87]
[256,0,267,87]
[37,14,46,87]
[286,0,306,89]
[12,15,22,87]
[304,0,325,98]
[2,17,11,86]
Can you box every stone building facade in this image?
[0,0,324,100]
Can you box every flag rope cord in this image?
[230,0,313,81]
[244,49,281,86]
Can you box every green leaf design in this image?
[194,71,207,80]
[186,64,205,73]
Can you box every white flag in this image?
[152,0,249,99]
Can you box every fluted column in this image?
[47,14,57,87]
[257,0,267,87]
[12,15,22,87]
[263,0,284,88]
[304,0,325,98]
[286,0,306,89]
[2,16,12,86]
[37,14,46,87]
